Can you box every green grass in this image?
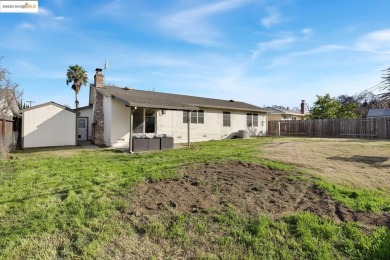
[139,206,390,259]
[314,180,390,212]
[0,137,389,258]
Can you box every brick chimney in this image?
[94,68,104,88]
[92,68,105,145]
[300,100,306,114]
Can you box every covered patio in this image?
[110,94,199,153]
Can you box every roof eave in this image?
[112,95,199,111]
[195,104,268,113]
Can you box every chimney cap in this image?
[96,68,103,72]
[301,100,305,103]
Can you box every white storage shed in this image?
[21,102,76,148]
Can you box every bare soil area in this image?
[127,162,390,229]
[261,138,390,190]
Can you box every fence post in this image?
[1,118,5,137]
[278,122,281,136]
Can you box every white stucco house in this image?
[21,102,76,148]
[80,68,268,151]
[265,101,309,121]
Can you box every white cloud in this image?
[300,28,314,37]
[261,7,283,28]
[37,7,52,16]
[356,29,390,54]
[18,23,36,30]
[251,35,296,59]
[17,7,68,31]
[266,44,346,68]
[291,44,346,56]
[158,0,250,45]
[95,0,124,16]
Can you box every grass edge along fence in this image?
[268,117,390,139]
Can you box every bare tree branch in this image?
[0,57,22,116]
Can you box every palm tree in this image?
[66,65,88,112]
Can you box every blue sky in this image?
[1,0,390,109]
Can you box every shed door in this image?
[77,118,88,141]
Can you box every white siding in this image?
[103,97,112,146]
[110,99,130,148]
[78,107,93,140]
[156,109,267,143]
[22,104,76,148]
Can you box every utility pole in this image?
[26,101,35,107]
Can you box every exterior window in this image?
[247,113,252,127]
[247,113,259,127]
[198,110,204,124]
[133,108,155,133]
[223,112,231,127]
[145,109,155,133]
[183,111,189,123]
[253,114,258,126]
[184,110,204,124]
[78,119,86,128]
[191,111,197,123]
[133,109,144,133]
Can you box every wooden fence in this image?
[268,117,390,139]
[0,115,19,149]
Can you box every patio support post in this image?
[129,107,135,153]
[187,111,191,148]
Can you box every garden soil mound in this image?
[128,162,390,229]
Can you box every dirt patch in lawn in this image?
[127,162,390,229]
[261,138,390,190]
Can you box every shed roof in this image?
[97,86,267,112]
[20,101,75,113]
[367,108,390,117]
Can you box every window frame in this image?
[247,113,259,127]
[183,110,204,124]
[223,111,231,127]
[253,113,258,127]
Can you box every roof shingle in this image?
[97,86,267,112]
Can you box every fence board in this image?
[268,117,390,139]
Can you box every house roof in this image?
[264,106,306,116]
[0,89,19,115]
[77,104,93,111]
[96,86,268,112]
[20,101,75,113]
[367,108,390,117]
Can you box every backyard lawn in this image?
[0,138,389,259]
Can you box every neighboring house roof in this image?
[367,108,390,117]
[264,106,307,116]
[0,89,19,116]
[97,86,268,113]
[77,104,93,111]
[20,101,75,113]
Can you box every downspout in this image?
[129,106,137,153]
[187,111,191,148]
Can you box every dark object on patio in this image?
[161,137,174,150]
[133,138,149,152]
[148,138,161,150]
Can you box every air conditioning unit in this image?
[238,130,249,139]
